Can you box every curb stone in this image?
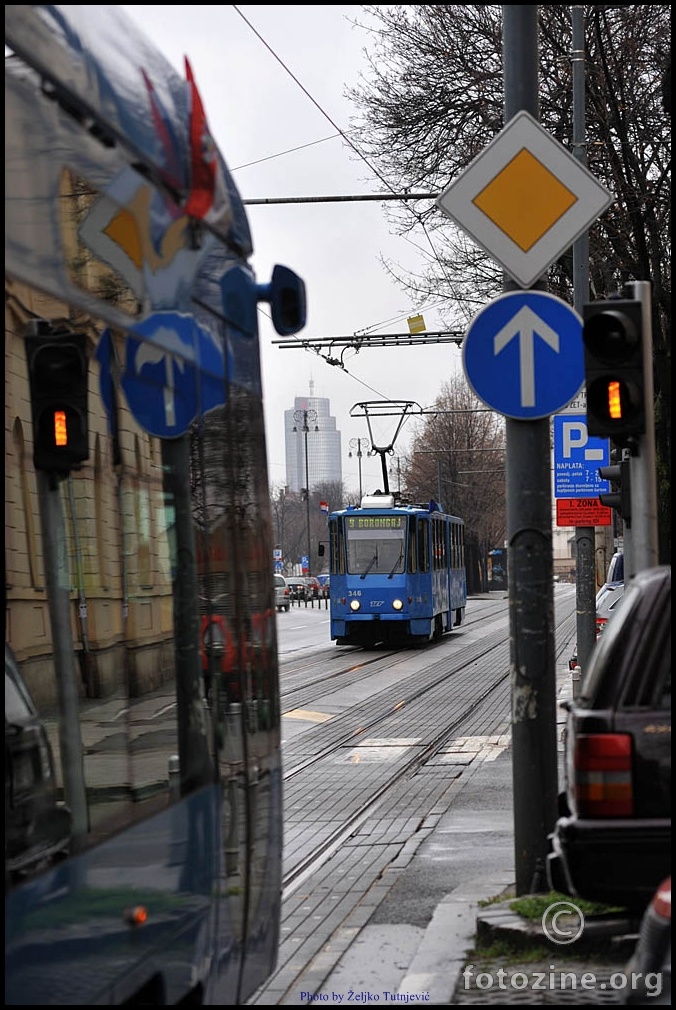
[475,900,638,961]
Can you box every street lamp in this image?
[293,408,318,575]
[348,437,370,500]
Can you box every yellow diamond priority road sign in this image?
[436,111,613,288]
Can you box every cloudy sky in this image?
[120,4,466,495]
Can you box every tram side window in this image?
[407,519,417,574]
[330,519,344,575]
[417,520,429,573]
[432,518,444,571]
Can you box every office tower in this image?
[285,387,342,493]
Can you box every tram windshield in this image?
[345,520,407,576]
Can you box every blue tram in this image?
[327,494,466,648]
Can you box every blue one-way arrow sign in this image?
[462,291,583,419]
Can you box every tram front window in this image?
[346,526,406,576]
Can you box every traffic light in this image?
[598,459,631,524]
[582,296,646,441]
[25,326,89,473]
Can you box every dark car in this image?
[286,578,310,602]
[548,565,671,913]
[621,876,671,1005]
[5,643,72,879]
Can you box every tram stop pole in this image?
[503,6,559,895]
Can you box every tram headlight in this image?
[350,599,361,612]
[392,598,403,611]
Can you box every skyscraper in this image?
[285,385,342,492]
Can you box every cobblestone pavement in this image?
[453,957,629,1005]
[452,899,640,1005]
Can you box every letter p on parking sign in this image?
[553,415,610,499]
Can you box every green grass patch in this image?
[465,937,555,963]
[509,890,624,921]
[478,886,516,909]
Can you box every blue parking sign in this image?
[553,415,610,498]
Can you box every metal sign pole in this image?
[503,5,558,896]
[625,280,659,576]
[571,4,597,680]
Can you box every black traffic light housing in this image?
[598,458,631,525]
[583,296,645,442]
[25,323,89,474]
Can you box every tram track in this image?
[278,589,578,899]
[278,594,508,706]
[281,622,509,780]
[281,656,510,899]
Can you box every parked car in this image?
[568,579,626,670]
[548,565,671,913]
[5,643,72,879]
[606,549,625,584]
[594,579,626,636]
[273,574,290,612]
[286,578,310,602]
[621,876,671,1005]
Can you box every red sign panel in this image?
[556,498,612,527]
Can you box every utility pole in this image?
[348,437,370,500]
[570,4,596,686]
[503,6,558,896]
[293,408,317,575]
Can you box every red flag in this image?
[184,58,231,232]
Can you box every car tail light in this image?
[652,878,671,921]
[573,733,634,816]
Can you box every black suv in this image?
[548,565,671,913]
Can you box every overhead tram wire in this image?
[243,192,438,205]
[231,5,460,297]
[271,329,464,355]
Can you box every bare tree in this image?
[350,4,671,558]
[270,479,347,573]
[403,375,506,553]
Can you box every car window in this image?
[274,576,285,587]
[620,617,670,708]
[580,568,670,707]
[606,551,624,583]
[5,669,35,723]
[5,648,37,722]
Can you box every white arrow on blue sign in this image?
[462,291,584,419]
[97,312,230,439]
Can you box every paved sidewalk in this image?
[287,640,644,1006]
